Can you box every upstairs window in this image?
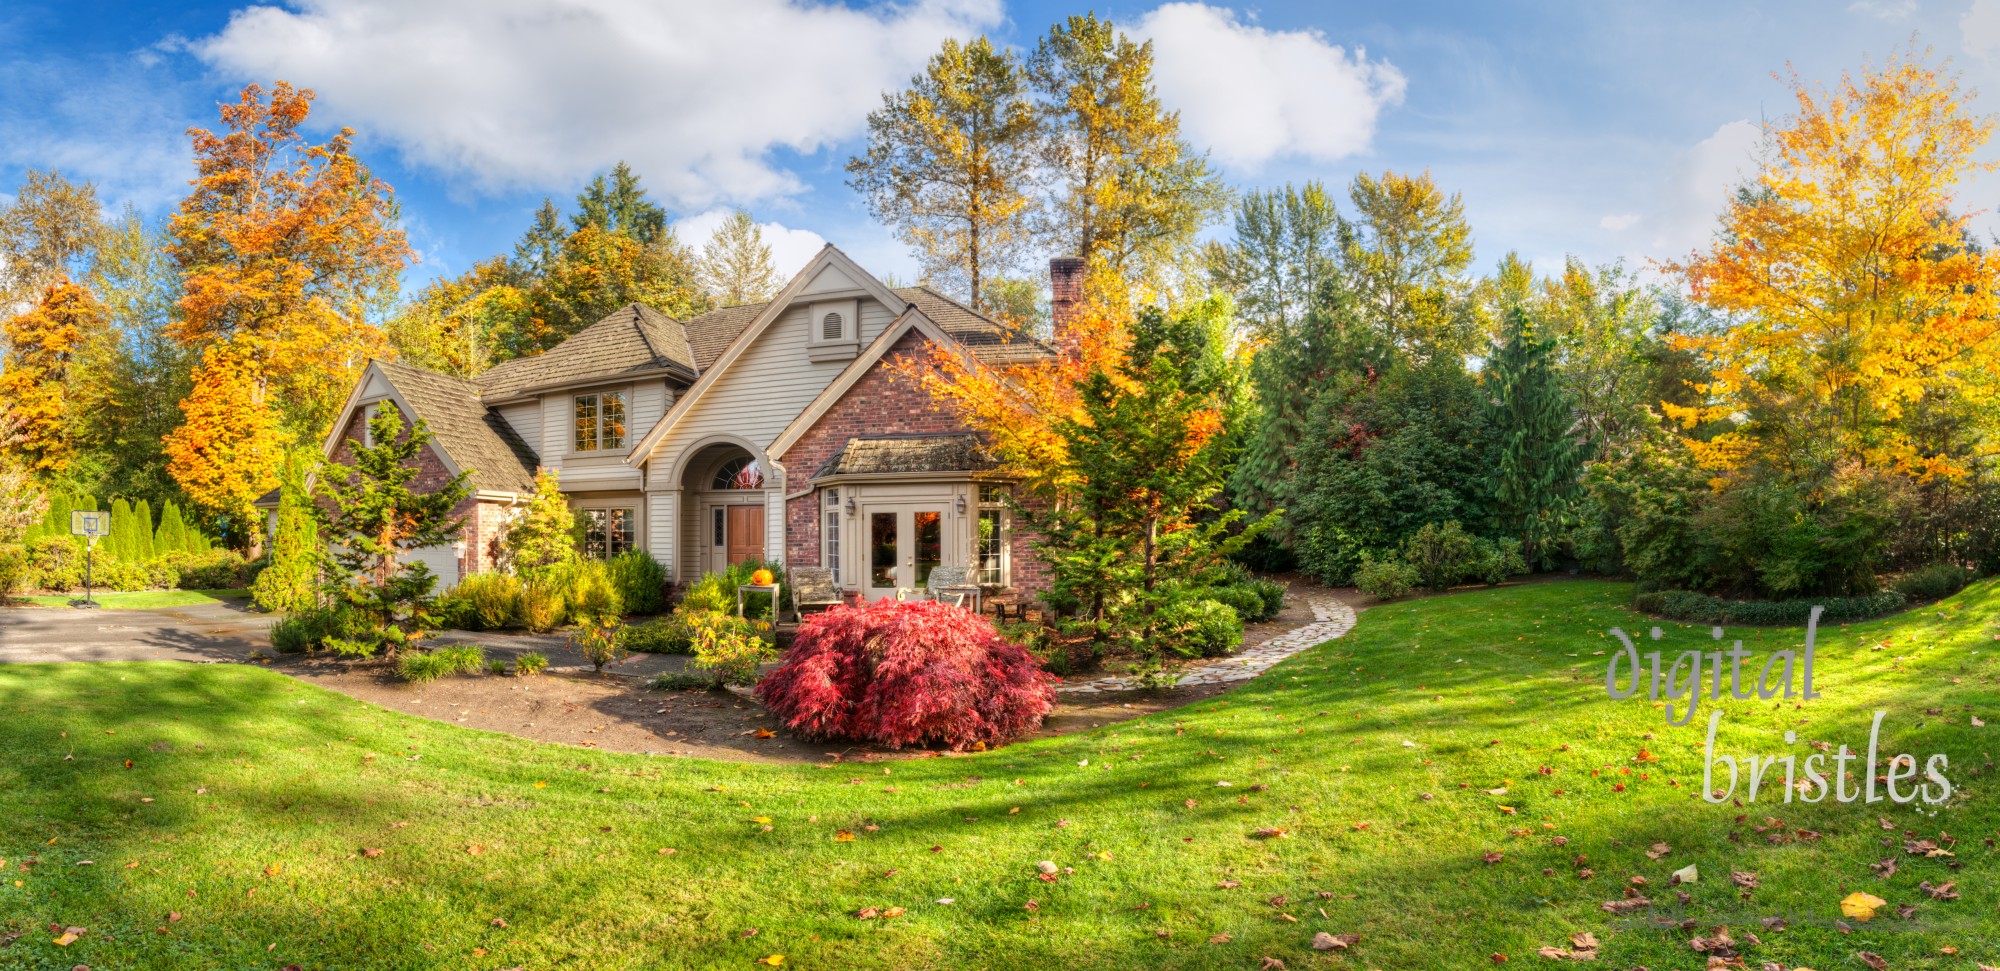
[573,391,626,452]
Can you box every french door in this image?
[862,505,944,601]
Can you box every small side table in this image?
[737,583,781,619]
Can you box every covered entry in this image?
[680,442,775,580]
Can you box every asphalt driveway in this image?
[0,601,278,663]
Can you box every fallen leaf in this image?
[834,830,855,843]
[1669,863,1698,885]
[361,848,383,859]
[1311,932,1358,951]
[1859,952,1888,971]
[757,955,785,966]
[1645,842,1671,859]
[1919,880,1959,900]
[1729,871,1758,889]
[1841,891,1887,921]
[1209,933,1232,944]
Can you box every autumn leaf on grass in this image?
[1600,897,1650,914]
[1668,863,1698,885]
[1859,952,1889,970]
[1481,851,1504,865]
[758,957,785,967]
[360,848,384,859]
[1728,871,1758,889]
[1251,828,1289,840]
[1208,933,1232,944]
[834,830,855,843]
[1645,842,1671,860]
[53,929,79,946]
[1841,891,1888,921]
[1919,880,1959,900]
[1311,932,1357,951]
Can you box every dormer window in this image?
[807,298,860,362]
[573,391,626,452]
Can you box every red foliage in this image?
[756,599,1058,750]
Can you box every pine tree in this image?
[572,162,667,245]
[253,450,323,612]
[1489,305,1584,568]
[106,498,134,559]
[512,199,565,277]
[156,500,187,554]
[696,210,781,306]
[319,404,470,643]
[504,468,576,576]
[132,499,155,561]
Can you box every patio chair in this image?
[789,567,843,621]
[924,566,975,609]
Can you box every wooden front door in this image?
[726,504,764,566]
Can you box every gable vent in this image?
[821,311,844,341]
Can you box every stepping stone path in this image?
[1056,595,1358,694]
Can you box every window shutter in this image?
[821,311,843,341]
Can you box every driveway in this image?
[0,601,278,663]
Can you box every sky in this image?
[3,0,1997,295]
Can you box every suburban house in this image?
[280,246,1078,602]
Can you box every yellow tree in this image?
[1663,53,2000,484]
[165,81,410,525]
[0,280,107,473]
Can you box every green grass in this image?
[10,588,250,609]
[1,579,1995,969]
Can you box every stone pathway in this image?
[1056,595,1357,694]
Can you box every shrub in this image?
[488,659,510,676]
[568,617,628,673]
[514,651,549,676]
[758,599,1057,750]
[1892,563,1977,603]
[520,582,567,633]
[1193,584,1263,625]
[1639,589,1908,626]
[1354,555,1418,599]
[270,603,371,654]
[1245,578,1286,621]
[624,614,696,654]
[446,572,524,629]
[681,560,788,619]
[549,559,623,625]
[399,644,487,683]
[1153,597,1242,658]
[688,611,775,685]
[25,535,79,590]
[0,543,25,597]
[1475,536,1528,585]
[607,550,667,615]
[166,549,249,590]
[1402,521,1481,592]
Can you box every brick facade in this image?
[781,330,1049,597]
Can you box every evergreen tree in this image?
[512,198,565,277]
[1488,305,1584,568]
[319,404,470,648]
[253,450,323,612]
[131,499,155,560]
[156,500,187,554]
[1207,182,1343,341]
[696,210,781,307]
[572,162,667,245]
[106,498,134,559]
[504,468,576,576]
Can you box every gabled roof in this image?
[376,360,541,494]
[476,302,697,399]
[896,287,1055,366]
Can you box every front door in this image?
[863,505,944,600]
[726,504,764,566]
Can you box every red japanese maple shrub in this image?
[757,598,1057,749]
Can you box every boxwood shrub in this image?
[1633,588,1907,625]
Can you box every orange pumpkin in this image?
[750,568,775,586]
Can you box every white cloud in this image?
[1598,212,1639,231]
[1850,0,1917,21]
[191,0,1003,207]
[1136,3,1405,169]
[673,209,827,279]
[1652,119,1762,256]
[1965,0,2000,58]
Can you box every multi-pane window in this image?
[977,484,1008,586]
[823,489,841,584]
[581,508,635,559]
[573,392,627,452]
[712,456,765,489]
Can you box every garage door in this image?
[399,544,461,591]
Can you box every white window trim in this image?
[571,389,629,454]
[976,485,1010,588]
[806,298,861,362]
[573,500,641,558]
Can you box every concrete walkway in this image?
[1055,595,1358,694]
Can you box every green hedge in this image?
[1633,588,1907,626]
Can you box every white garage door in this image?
[400,544,461,591]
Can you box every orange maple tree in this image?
[0,279,107,473]
[164,81,410,524]
[1662,52,2000,484]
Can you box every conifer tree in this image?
[572,162,667,245]
[107,498,134,559]
[131,499,155,560]
[696,210,781,306]
[320,405,469,645]
[253,450,323,612]
[1489,305,1583,567]
[504,468,576,576]
[155,500,187,554]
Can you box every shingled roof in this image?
[377,360,541,494]
[476,302,697,399]
[670,286,1053,374]
[814,433,995,478]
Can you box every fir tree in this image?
[1489,305,1584,568]
[512,198,565,278]
[320,405,470,647]
[504,468,576,576]
[252,450,323,612]
[696,210,781,306]
[572,162,667,245]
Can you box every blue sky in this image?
[2,0,1992,294]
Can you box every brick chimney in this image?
[1048,256,1085,351]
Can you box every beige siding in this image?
[631,379,669,431]
[540,394,570,470]
[647,490,677,573]
[495,402,540,459]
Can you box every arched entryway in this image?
[679,441,773,578]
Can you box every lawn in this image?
[10,588,251,609]
[1,579,1994,969]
